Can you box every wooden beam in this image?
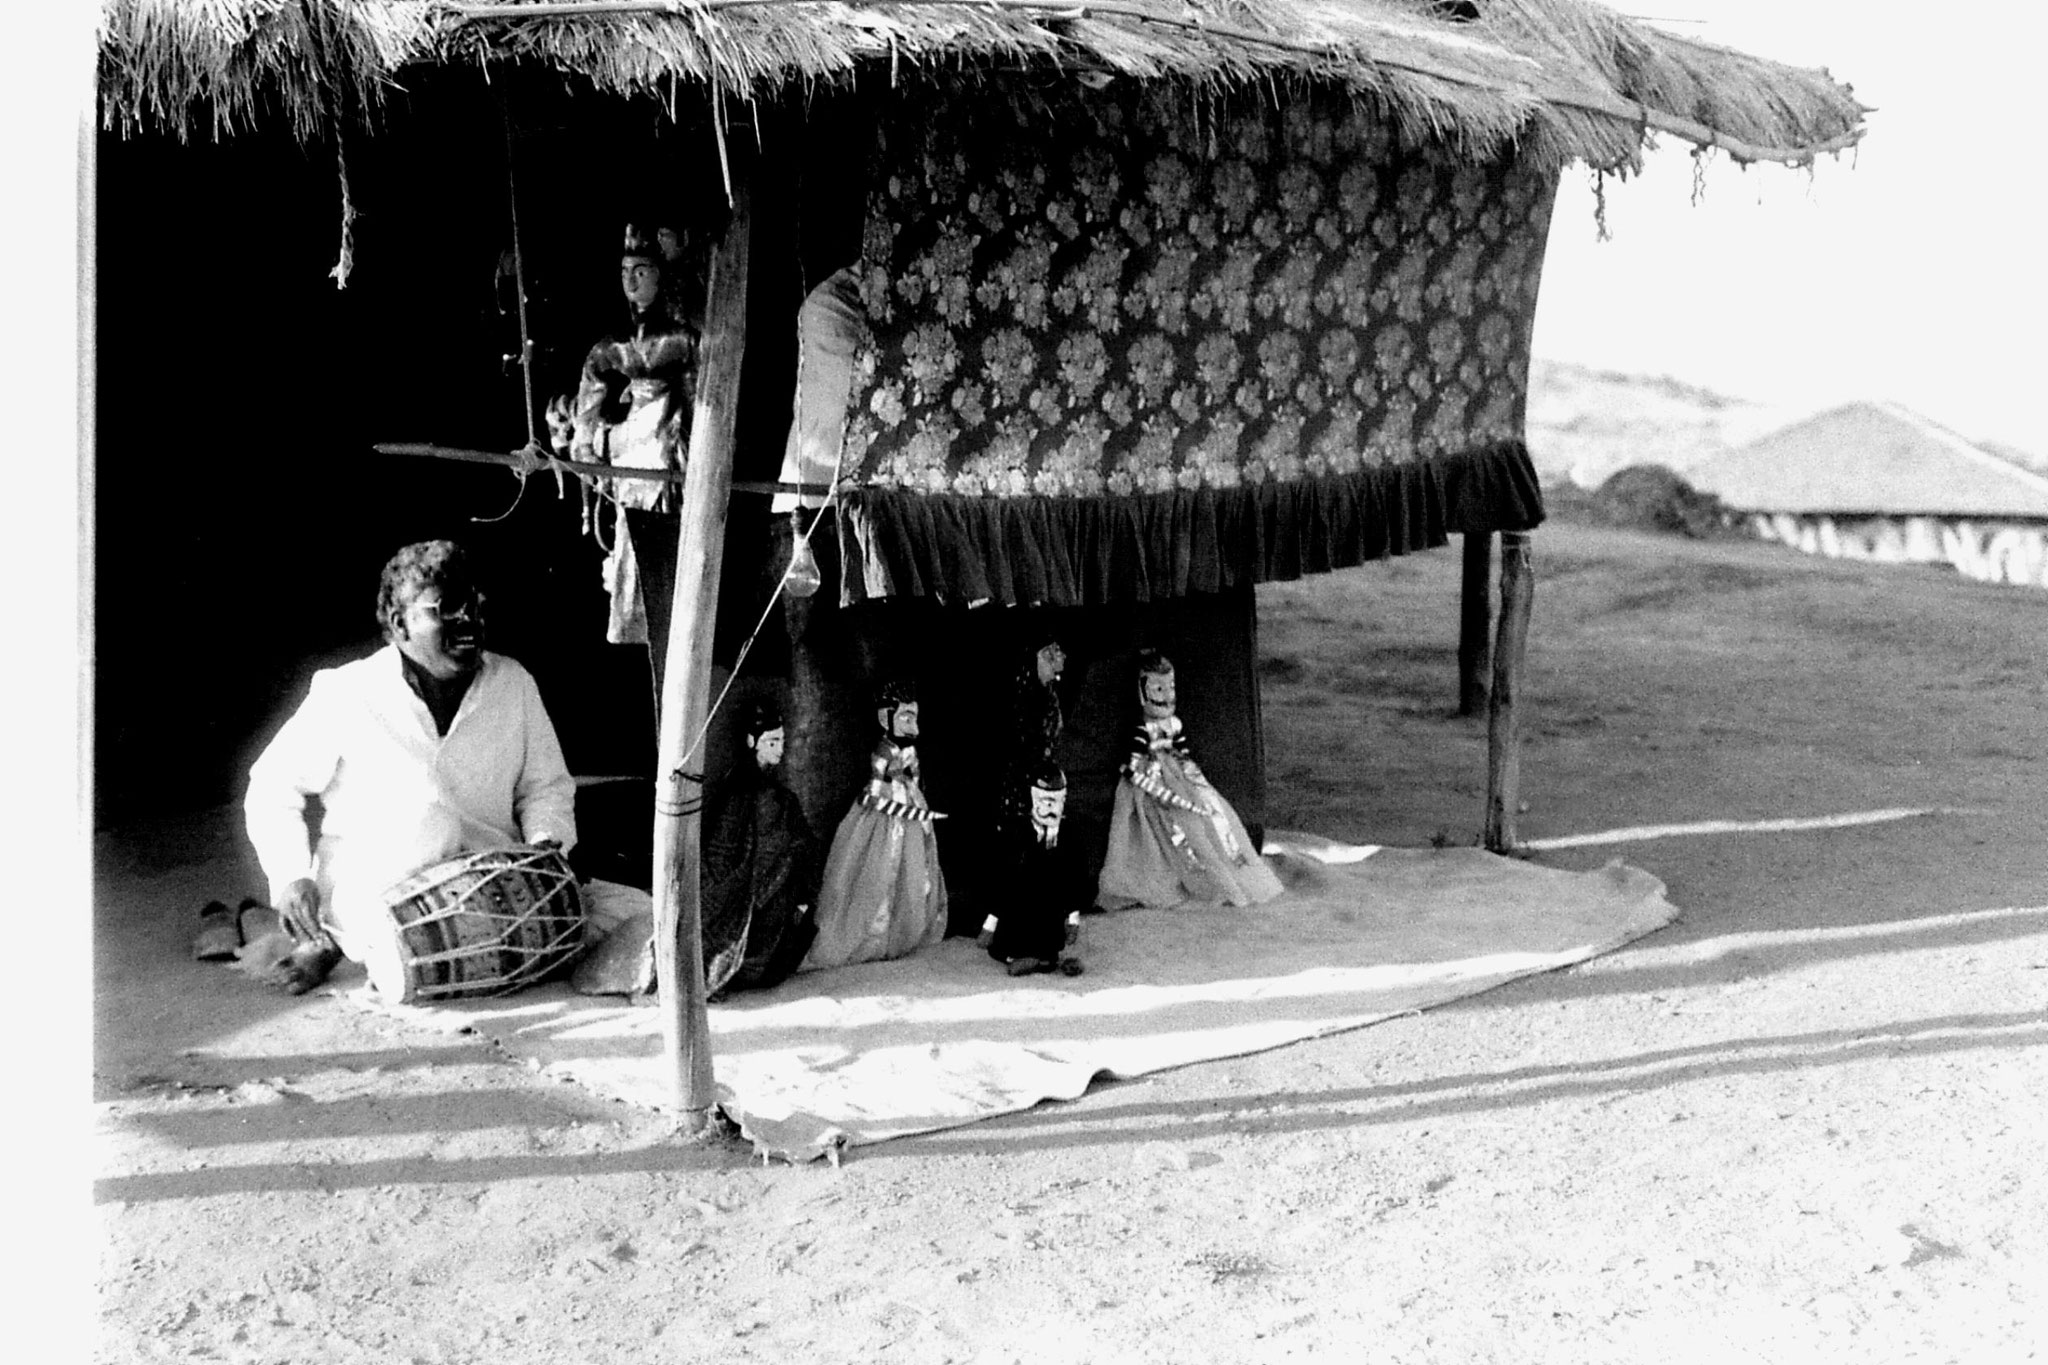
[650,180,752,1130]
[1457,530,1493,717]
[370,441,822,498]
[1483,531,1533,854]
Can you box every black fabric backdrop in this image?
[92,77,873,828]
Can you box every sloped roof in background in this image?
[1690,403,2048,519]
[99,0,1864,172]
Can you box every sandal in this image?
[234,897,277,942]
[192,901,244,962]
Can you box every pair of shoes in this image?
[192,901,243,962]
[202,897,282,963]
[1004,956,1053,977]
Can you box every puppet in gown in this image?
[699,699,823,997]
[1096,650,1284,909]
[980,636,1086,975]
[550,223,700,644]
[801,682,950,971]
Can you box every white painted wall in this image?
[1750,514,2048,589]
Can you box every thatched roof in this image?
[1692,403,2048,520]
[100,0,1864,171]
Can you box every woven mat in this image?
[357,837,1678,1162]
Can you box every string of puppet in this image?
[675,345,840,786]
[674,468,843,797]
[473,103,553,526]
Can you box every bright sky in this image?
[1532,2,2048,456]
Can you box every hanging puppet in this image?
[801,680,950,971]
[979,634,1085,974]
[1096,649,1284,909]
[548,222,699,644]
[700,698,824,998]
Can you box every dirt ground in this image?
[91,518,2046,1364]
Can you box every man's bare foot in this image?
[278,939,343,995]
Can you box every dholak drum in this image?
[384,846,586,1003]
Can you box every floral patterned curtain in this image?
[838,84,1557,605]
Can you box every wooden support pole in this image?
[1457,530,1493,716]
[650,181,751,1130]
[1483,531,1534,854]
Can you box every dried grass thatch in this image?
[100,0,1864,170]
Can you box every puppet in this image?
[1096,649,1284,909]
[701,699,823,997]
[978,635,1085,973]
[983,764,1086,976]
[551,222,700,644]
[801,680,950,971]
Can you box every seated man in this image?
[243,540,578,995]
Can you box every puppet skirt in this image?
[597,403,674,645]
[600,517,650,646]
[1095,759,1284,910]
[801,806,949,972]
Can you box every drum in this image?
[384,846,586,1003]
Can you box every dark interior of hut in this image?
[95,69,1268,928]
[94,76,864,810]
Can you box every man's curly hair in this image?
[375,540,475,635]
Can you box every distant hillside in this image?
[1525,359,2048,489]
[1524,360,1795,490]
[1982,439,2048,475]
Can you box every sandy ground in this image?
[91,518,2047,1364]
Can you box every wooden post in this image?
[1483,531,1534,854]
[650,181,751,1129]
[1458,530,1493,716]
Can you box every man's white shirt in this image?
[243,646,577,990]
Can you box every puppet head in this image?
[875,679,920,741]
[1031,635,1067,688]
[619,224,669,311]
[1135,649,1177,721]
[745,698,786,770]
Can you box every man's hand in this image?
[275,878,324,943]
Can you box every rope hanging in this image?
[680,480,844,775]
[501,104,548,467]
[677,354,854,774]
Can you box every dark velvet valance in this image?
[838,439,1542,606]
